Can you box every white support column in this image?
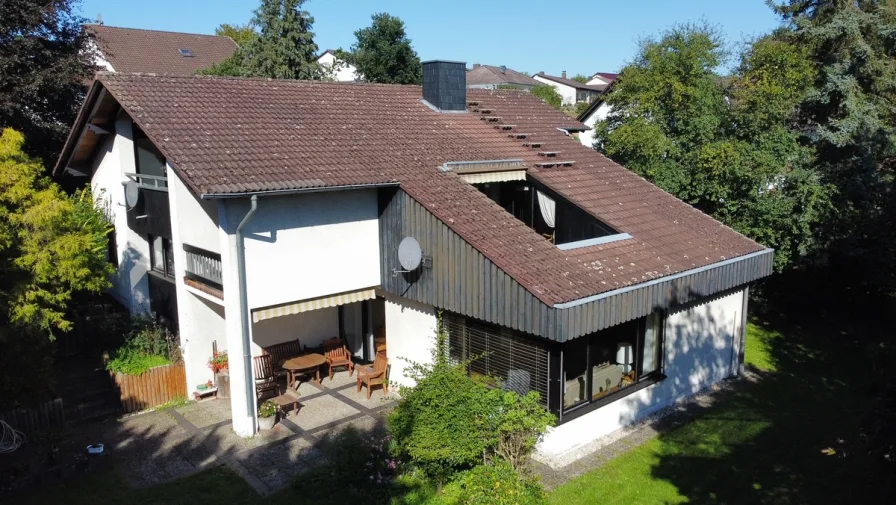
[219,200,256,437]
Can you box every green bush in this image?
[436,462,547,505]
[389,319,555,481]
[531,84,563,110]
[105,316,180,375]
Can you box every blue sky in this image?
[78,0,782,76]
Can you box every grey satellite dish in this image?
[124,180,140,210]
[398,236,423,271]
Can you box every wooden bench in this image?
[264,339,303,377]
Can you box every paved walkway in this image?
[106,370,396,495]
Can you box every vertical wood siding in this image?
[0,398,65,434]
[110,363,187,414]
[379,189,774,342]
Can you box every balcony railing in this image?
[183,244,222,291]
[125,172,168,191]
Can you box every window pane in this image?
[151,236,164,272]
[563,336,588,410]
[164,238,175,278]
[641,312,662,377]
[134,129,167,179]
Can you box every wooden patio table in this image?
[283,353,326,390]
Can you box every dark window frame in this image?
[556,311,666,422]
[149,234,175,279]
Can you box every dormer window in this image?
[179,48,195,57]
[443,159,630,250]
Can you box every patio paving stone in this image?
[234,436,325,491]
[293,394,360,431]
[201,422,293,455]
[337,383,397,410]
[319,368,357,389]
[176,399,232,430]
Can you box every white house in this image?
[56,62,771,464]
[532,71,605,105]
[587,72,618,87]
[317,49,360,82]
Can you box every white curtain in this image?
[537,190,556,228]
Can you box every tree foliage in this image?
[530,84,563,110]
[0,129,113,336]
[0,0,96,166]
[198,0,321,79]
[571,73,589,83]
[595,23,832,271]
[215,23,256,47]
[336,13,422,84]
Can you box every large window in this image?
[445,313,550,406]
[133,127,167,179]
[150,235,175,279]
[562,312,664,413]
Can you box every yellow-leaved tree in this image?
[0,128,114,337]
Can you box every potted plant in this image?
[208,351,228,374]
[258,399,278,430]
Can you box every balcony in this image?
[183,244,223,298]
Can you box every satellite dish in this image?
[398,237,423,271]
[124,180,140,210]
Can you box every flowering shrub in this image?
[364,433,399,485]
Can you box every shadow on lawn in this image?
[648,287,894,505]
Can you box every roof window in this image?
[179,48,195,57]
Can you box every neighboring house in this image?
[532,71,605,105]
[587,72,618,87]
[317,49,360,82]
[85,24,238,74]
[466,64,541,90]
[55,61,772,463]
[576,79,617,149]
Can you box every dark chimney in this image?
[539,71,545,76]
[562,70,567,79]
[473,63,480,69]
[500,65,507,74]
[422,60,466,112]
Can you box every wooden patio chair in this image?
[356,354,388,399]
[253,354,279,399]
[323,337,354,381]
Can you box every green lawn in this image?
[19,314,888,505]
[550,317,885,505]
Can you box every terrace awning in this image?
[251,287,377,323]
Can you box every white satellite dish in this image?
[398,236,423,271]
[124,180,140,210]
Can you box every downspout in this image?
[236,195,259,433]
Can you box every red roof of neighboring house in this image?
[591,72,619,82]
[58,73,765,305]
[85,25,238,74]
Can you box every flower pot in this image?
[258,414,277,430]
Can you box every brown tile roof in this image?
[466,65,541,87]
[70,73,766,305]
[535,73,606,91]
[591,72,619,82]
[85,25,237,74]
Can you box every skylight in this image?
[178,49,195,57]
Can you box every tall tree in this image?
[337,13,422,84]
[595,23,831,270]
[771,0,896,295]
[0,128,113,336]
[199,0,321,79]
[0,0,96,166]
[215,23,256,47]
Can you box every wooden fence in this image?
[110,363,187,414]
[0,398,65,434]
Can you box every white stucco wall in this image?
[537,289,746,461]
[384,295,438,388]
[579,101,611,149]
[89,114,151,314]
[533,75,576,105]
[222,190,381,311]
[250,307,339,355]
[318,52,359,82]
